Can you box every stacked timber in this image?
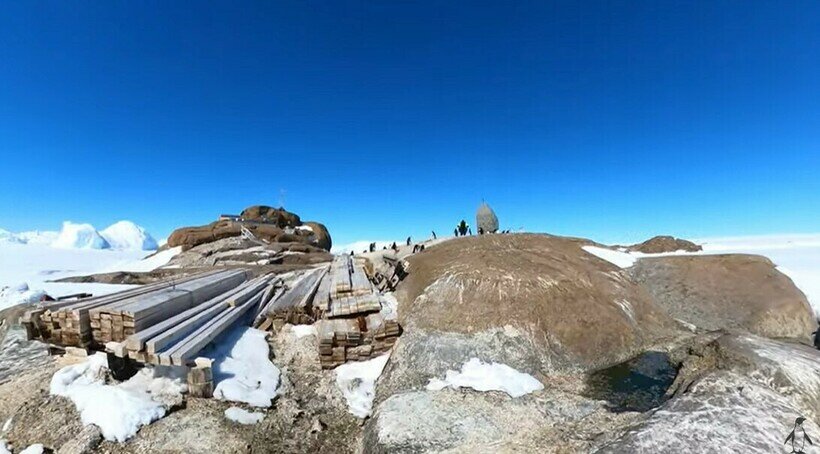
[256,266,328,330]
[122,273,275,366]
[316,313,400,368]
[371,254,408,292]
[23,270,228,346]
[90,269,249,344]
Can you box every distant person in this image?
[478,227,484,235]
[391,242,398,252]
[458,220,469,236]
[432,231,437,240]
[468,228,473,236]
[454,227,459,237]
[406,236,411,246]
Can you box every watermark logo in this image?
[785,417,814,453]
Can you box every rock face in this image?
[379,234,680,398]
[166,206,331,251]
[475,202,499,234]
[596,334,820,453]
[631,255,816,339]
[628,235,702,253]
[240,205,301,227]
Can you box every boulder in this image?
[630,255,816,339]
[628,235,702,253]
[475,202,499,234]
[303,221,332,251]
[240,205,301,227]
[166,206,332,251]
[595,334,820,452]
[379,234,681,397]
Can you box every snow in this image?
[100,221,158,251]
[0,228,176,311]
[17,445,43,454]
[0,229,24,244]
[332,240,394,254]
[50,353,185,442]
[584,234,820,317]
[102,247,182,273]
[335,354,390,418]
[224,407,265,425]
[0,441,8,454]
[206,327,281,408]
[426,358,544,398]
[52,221,111,249]
[1,418,10,433]
[582,245,637,268]
[289,324,316,338]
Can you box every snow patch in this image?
[224,407,265,425]
[49,353,185,442]
[335,354,390,418]
[17,445,43,454]
[103,247,182,273]
[426,358,544,398]
[0,441,8,454]
[289,324,316,338]
[0,283,46,310]
[582,245,637,268]
[100,221,158,251]
[332,240,394,254]
[52,222,111,249]
[207,327,281,408]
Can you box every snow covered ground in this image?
[426,358,544,398]
[0,221,179,311]
[583,233,820,316]
[50,353,187,442]
[335,354,390,418]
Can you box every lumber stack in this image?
[89,269,248,344]
[316,313,400,368]
[122,273,274,366]
[261,266,328,329]
[23,270,226,347]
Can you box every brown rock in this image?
[630,254,816,339]
[303,221,332,251]
[628,235,702,253]
[394,234,680,371]
[240,205,301,227]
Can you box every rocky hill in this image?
[167,205,332,252]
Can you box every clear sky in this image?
[1,1,818,247]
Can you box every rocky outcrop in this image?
[475,202,499,234]
[240,205,301,227]
[378,234,681,398]
[166,206,331,251]
[631,255,816,339]
[628,235,702,253]
[596,334,820,452]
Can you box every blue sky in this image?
[0,1,818,247]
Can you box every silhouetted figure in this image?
[369,242,376,253]
[432,231,437,240]
[454,227,459,237]
[458,220,469,236]
[350,251,354,256]
[814,329,820,349]
[412,244,421,253]
[406,236,411,246]
[468,228,473,236]
[478,227,484,235]
[391,242,398,252]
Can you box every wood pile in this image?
[89,269,249,344]
[316,313,400,368]
[23,270,229,346]
[23,269,283,367]
[121,273,275,366]
[254,255,403,369]
[256,266,328,330]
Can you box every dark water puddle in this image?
[583,351,678,412]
